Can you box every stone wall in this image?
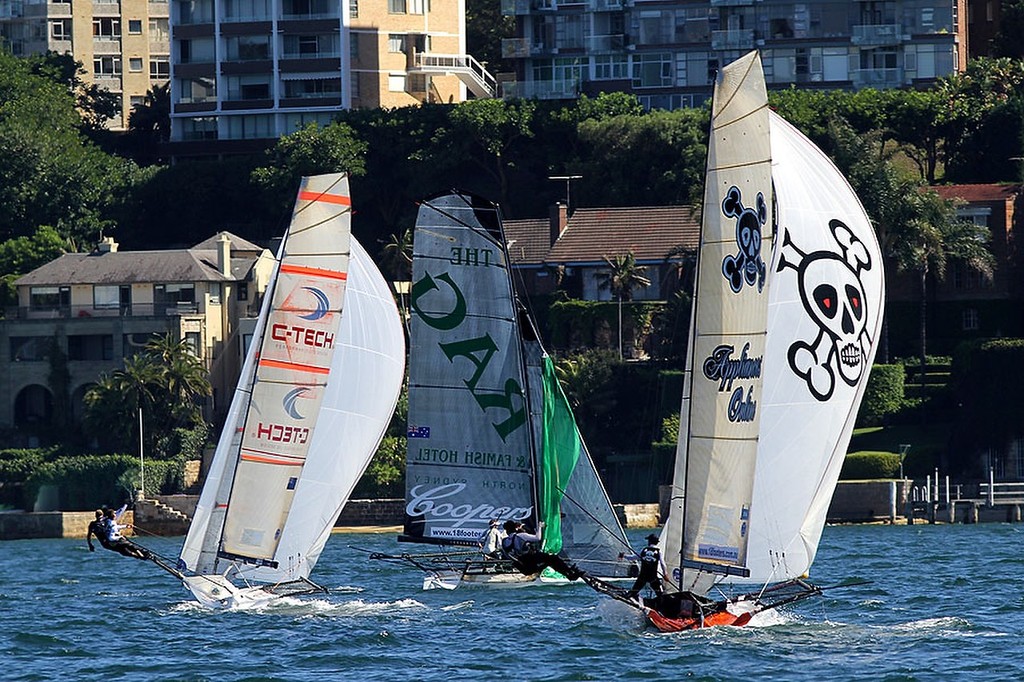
[827,480,909,523]
[0,510,134,540]
[336,499,405,526]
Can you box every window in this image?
[155,283,196,313]
[149,18,170,41]
[150,59,170,78]
[238,281,249,301]
[963,308,979,331]
[130,95,145,109]
[93,18,121,37]
[182,116,217,140]
[388,0,405,14]
[178,77,216,103]
[408,0,424,14]
[51,20,71,39]
[388,34,406,53]
[593,54,627,80]
[178,37,215,63]
[68,335,113,361]
[209,282,222,305]
[349,0,358,17]
[388,73,406,91]
[94,56,122,76]
[299,35,319,55]
[129,57,144,72]
[226,35,270,60]
[225,115,274,139]
[633,53,672,87]
[128,19,143,34]
[350,32,360,60]
[283,33,337,57]
[93,285,121,309]
[185,332,202,357]
[283,77,341,98]
[10,337,48,362]
[30,286,70,310]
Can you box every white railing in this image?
[710,28,754,50]
[851,24,902,45]
[413,53,496,98]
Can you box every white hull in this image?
[182,575,279,610]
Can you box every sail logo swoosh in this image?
[283,386,311,419]
[298,286,331,321]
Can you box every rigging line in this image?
[419,196,502,246]
[287,207,353,239]
[290,174,348,219]
[555,486,635,554]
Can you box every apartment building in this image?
[169,0,491,152]
[0,233,275,433]
[500,0,969,109]
[0,0,171,129]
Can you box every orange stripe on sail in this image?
[298,190,351,206]
[279,263,348,281]
[258,357,331,374]
[240,453,305,466]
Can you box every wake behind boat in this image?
[139,173,405,608]
[370,191,636,590]
[582,51,884,631]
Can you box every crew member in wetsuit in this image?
[625,533,665,600]
[478,518,505,559]
[86,509,110,552]
[101,507,151,560]
[501,520,582,580]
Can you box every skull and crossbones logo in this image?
[776,219,874,401]
[721,186,768,293]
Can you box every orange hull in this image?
[646,608,753,632]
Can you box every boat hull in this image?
[182,575,278,610]
[645,607,753,632]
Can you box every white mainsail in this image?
[179,174,404,588]
[742,111,885,584]
[402,191,631,578]
[661,51,773,594]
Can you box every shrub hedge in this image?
[840,452,902,480]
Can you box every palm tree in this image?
[380,227,414,321]
[597,251,651,358]
[889,189,994,383]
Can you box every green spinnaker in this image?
[539,355,581,556]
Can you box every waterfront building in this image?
[499,0,969,108]
[0,0,171,129]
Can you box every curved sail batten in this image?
[403,191,631,578]
[662,51,772,594]
[742,112,885,584]
[179,173,404,587]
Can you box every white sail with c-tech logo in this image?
[179,173,404,594]
[660,51,773,596]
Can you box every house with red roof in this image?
[503,203,700,301]
[886,183,1023,357]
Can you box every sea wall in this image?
[827,480,910,523]
[0,510,134,540]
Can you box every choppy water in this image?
[2,523,1022,681]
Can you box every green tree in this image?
[251,121,368,223]
[465,0,515,74]
[597,251,651,358]
[82,335,211,455]
[0,226,68,308]
[126,83,170,164]
[575,109,707,207]
[991,0,1024,58]
[425,98,536,210]
[888,189,995,376]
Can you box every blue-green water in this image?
[2,524,1022,681]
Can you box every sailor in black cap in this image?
[625,533,665,600]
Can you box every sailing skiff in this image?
[370,191,635,589]
[146,174,405,608]
[583,51,884,631]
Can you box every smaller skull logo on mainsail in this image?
[777,219,874,401]
[721,186,768,293]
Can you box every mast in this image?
[671,51,773,592]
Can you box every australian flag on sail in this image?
[407,425,431,439]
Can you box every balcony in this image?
[501,78,578,100]
[6,302,200,321]
[711,28,754,50]
[93,37,121,53]
[410,53,496,98]
[502,37,530,58]
[586,0,622,10]
[851,24,902,45]
[852,67,903,88]
[500,0,529,14]
[586,33,625,51]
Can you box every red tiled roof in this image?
[504,205,700,266]
[503,218,551,265]
[932,183,1022,203]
